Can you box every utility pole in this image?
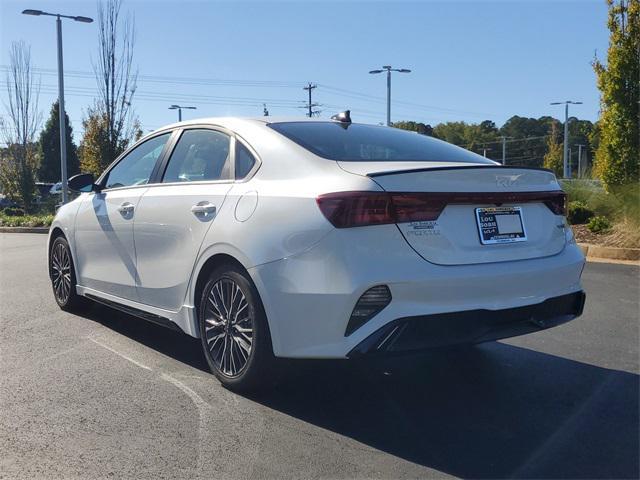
[550,100,582,178]
[303,83,319,117]
[500,136,512,165]
[575,144,585,178]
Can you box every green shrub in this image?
[0,214,53,228]
[587,216,612,234]
[2,207,25,217]
[562,180,639,224]
[567,201,595,225]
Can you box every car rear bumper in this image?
[249,225,586,359]
[347,290,586,357]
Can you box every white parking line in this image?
[88,337,152,371]
[161,372,212,470]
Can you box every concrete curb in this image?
[578,243,640,261]
[0,227,49,234]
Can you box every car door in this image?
[74,132,172,301]
[134,127,236,311]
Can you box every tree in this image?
[592,0,639,189]
[38,101,79,183]
[431,121,468,145]
[498,116,563,168]
[431,121,500,159]
[392,121,433,136]
[92,0,139,168]
[79,107,110,177]
[0,41,40,211]
[543,122,564,176]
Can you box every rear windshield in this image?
[269,122,494,163]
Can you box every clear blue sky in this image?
[1,0,609,137]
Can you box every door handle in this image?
[191,202,216,215]
[117,202,135,214]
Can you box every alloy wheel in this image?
[51,241,72,304]
[204,278,254,377]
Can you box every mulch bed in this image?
[572,224,639,249]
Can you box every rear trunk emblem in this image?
[496,174,523,187]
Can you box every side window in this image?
[104,133,170,189]
[162,129,231,183]
[236,142,256,180]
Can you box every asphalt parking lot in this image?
[0,233,638,479]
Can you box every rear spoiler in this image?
[366,165,555,178]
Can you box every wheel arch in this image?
[191,250,281,359]
[47,226,67,276]
[187,243,281,353]
[193,252,249,316]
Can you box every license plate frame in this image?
[475,206,527,245]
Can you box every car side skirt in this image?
[76,285,198,336]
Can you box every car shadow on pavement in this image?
[78,303,210,373]
[80,304,639,479]
[248,344,639,480]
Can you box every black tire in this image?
[199,264,276,392]
[49,235,87,312]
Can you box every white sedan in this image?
[48,114,586,390]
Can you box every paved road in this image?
[1,233,638,479]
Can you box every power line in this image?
[460,135,551,150]
[0,65,500,121]
[0,65,307,89]
[317,83,498,118]
[0,81,307,109]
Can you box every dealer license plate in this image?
[475,207,527,245]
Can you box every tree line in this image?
[392,116,597,177]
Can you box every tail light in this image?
[317,190,567,228]
[316,192,445,228]
[544,192,567,216]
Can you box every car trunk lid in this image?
[349,163,567,266]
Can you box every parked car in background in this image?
[36,182,55,198]
[49,182,63,195]
[0,194,20,209]
[47,115,586,391]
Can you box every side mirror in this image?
[68,173,100,193]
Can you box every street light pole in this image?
[369,66,411,126]
[563,103,569,178]
[56,16,68,204]
[169,105,197,122]
[22,9,93,205]
[550,100,582,178]
[575,144,585,178]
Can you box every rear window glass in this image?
[269,122,493,163]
